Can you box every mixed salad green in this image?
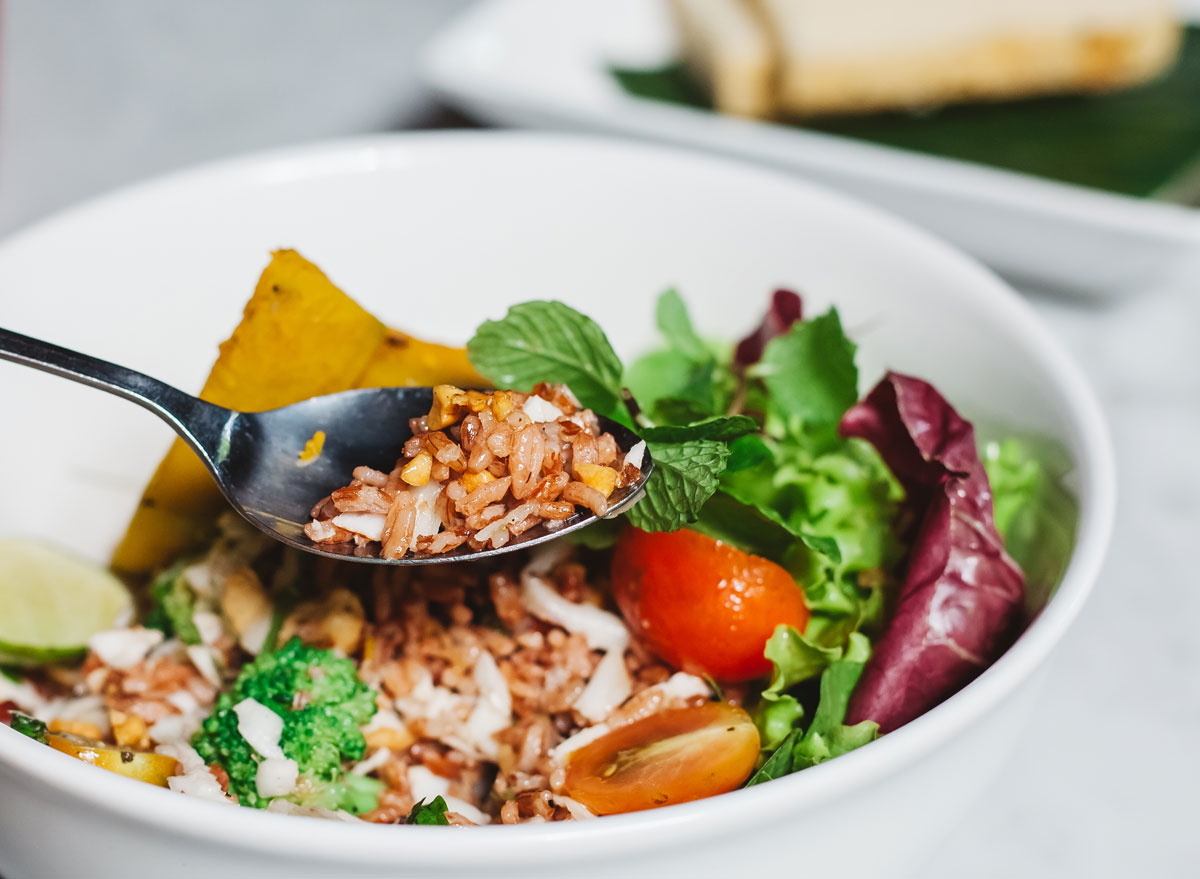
[1,284,1078,814]
[468,288,1077,779]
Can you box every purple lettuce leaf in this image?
[734,288,803,367]
[839,372,1026,733]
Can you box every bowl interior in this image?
[0,133,1113,867]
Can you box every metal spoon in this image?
[0,327,651,565]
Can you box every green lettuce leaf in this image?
[754,696,805,753]
[762,624,842,698]
[792,634,879,769]
[983,436,1079,608]
[746,729,801,787]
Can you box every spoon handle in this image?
[0,326,232,465]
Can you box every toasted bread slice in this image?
[755,0,1181,115]
[665,0,775,117]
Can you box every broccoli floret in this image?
[9,712,47,744]
[144,560,201,645]
[191,637,378,811]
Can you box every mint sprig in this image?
[466,300,739,533]
[624,440,730,532]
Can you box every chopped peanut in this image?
[364,724,415,753]
[297,430,326,466]
[573,462,619,498]
[489,390,515,420]
[109,710,150,749]
[278,587,366,655]
[465,390,491,413]
[220,567,273,654]
[48,718,104,741]
[427,384,469,430]
[460,470,496,493]
[401,449,433,486]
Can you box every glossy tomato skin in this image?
[563,702,760,815]
[611,528,809,681]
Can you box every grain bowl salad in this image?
[0,251,1076,825]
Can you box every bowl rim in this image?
[0,130,1116,865]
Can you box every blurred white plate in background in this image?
[423,0,1200,297]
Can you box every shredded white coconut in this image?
[239,612,273,656]
[158,742,232,804]
[572,650,632,723]
[255,756,300,798]
[654,671,712,703]
[410,481,445,543]
[463,651,512,759]
[233,698,286,759]
[550,723,611,764]
[522,395,565,423]
[0,674,49,717]
[363,707,408,736]
[191,611,225,646]
[233,697,299,799]
[331,512,387,543]
[351,747,392,777]
[520,572,629,653]
[182,561,218,599]
[88,627,164,669]
[148,714,187,745]
[185,645,222,688]
[623,440,647,471]
[551,795,597,820]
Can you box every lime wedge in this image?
[0,539,133,666]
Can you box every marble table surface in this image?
[2,2,1198,877]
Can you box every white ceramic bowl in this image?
[0,133,1114,879]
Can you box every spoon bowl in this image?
[0,328,650,565]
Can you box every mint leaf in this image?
[406,796,450,826]
[652,396,714,425]
[753,308,858,425]
[656,288,708,362]
[691,492,795,561]
[725,435,771,473]
[640,415,757,444]
[468,301,623,414]
[568,517,623,550]
[625,440,729,532]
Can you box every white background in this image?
[2,2,1198,876]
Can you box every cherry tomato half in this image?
[563,702,760,815]
[611,528,809,681]
[46,732,180,787]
